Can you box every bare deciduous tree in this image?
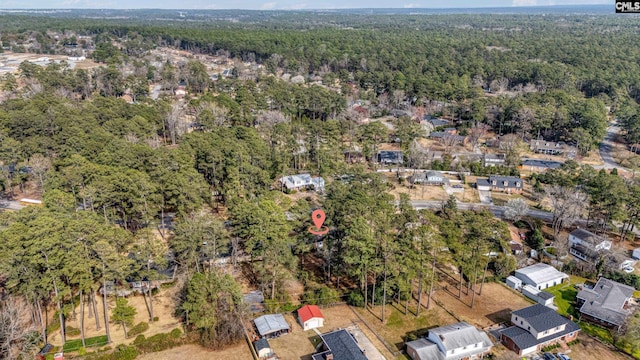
[0,296,40,360]
[166,103,185,145]
[545,185,588,241]
[28,154,52,191]
[468,123,490,149]
[504,198,529,222]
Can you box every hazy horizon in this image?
[0,0,611,11]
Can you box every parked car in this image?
[623,265,635,273]
[557,354,571,360]
[543,353,557,360]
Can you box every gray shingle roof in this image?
[254,338,270,352]
[477,176,523,190]
[512,304,573,332]
[522,159,563,169]
[500,321,580,350]
[312,329,367,360]
[570,228,605,244]
[577,278,635,326]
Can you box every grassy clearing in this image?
[546,282,579,317]
[63,335,109,352]
[578,322,614,343]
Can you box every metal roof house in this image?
[278,174,325,193]
[254,314,291,338]
[405,322,493,360]
[312,329,367,360]
[577,277,635,329]
[499,304,580,356]
[514,263,569,291]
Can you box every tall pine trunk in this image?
[52,278,66,344]
[92,289,101,330]
[80,289,86,348]
[102,266,111,344]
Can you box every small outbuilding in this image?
[506,275,523,291]
[254,314,291,338]
[632,248,640,260]
[253,338,273,359]
[298,304,325,331]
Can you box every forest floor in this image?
[136,343,253,360]
[431,282,532,328]
[49,282,183,349]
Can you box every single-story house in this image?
[405,322,493,360]
[521,159,564,172]
[254,338,274,359]
[279,174,325,193]
[476,176,523,193]
[577,277,635,330]
[499,304,580,356]
[514,263,569,290]
[311,329,367,360]
[633,248,640,260]
[428,118,452,127]
[409,170,448,185]
[484,153,506,167]
[568,228,611,264]
[298,305,325,331]
[521,285,555,307]
[377,150,404,164]
[510,241,524,255]
[254,314,291,338]
[529,139,576,157]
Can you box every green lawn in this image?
[63,335,109,352]
[546,283,578,317]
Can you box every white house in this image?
[568,228,611,263]
[514,263,568,291]
[633,248,640,260]
[253,339,273,359]
[405,322,493,360]
[297,305,324,331]
[278,174,325,192]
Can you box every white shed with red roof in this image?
[298,305,325,331]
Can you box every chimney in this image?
[326,354,334,360]
[439,335,445,341]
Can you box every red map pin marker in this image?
[312,209,326,230]
[309,209,329,235]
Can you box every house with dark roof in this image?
[484,153,506,167]
[521,159,564,172]
[253,338,274,359]
[297,304,324,331]
[405,322,493,360]
[311,329,367,360]
[476,176,523,193]
[499,304,580,356]
[577,277,635,330]
[409,170,448,185]
[377,150,403,165]
[529,140,577,158]
[568,228,612,264]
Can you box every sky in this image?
[0,0,610,11]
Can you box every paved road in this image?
[598,122,629,171]
[411,200,555,222]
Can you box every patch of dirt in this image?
[567,333,634,360]
[432,282,532,329]
[136,343,252,360]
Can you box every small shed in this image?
[254,314,290,338]
[253,338,273,359]
[506,276,523,291]
[633,248,640,260]
[298,304,325,331]
[521,285,555,307]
